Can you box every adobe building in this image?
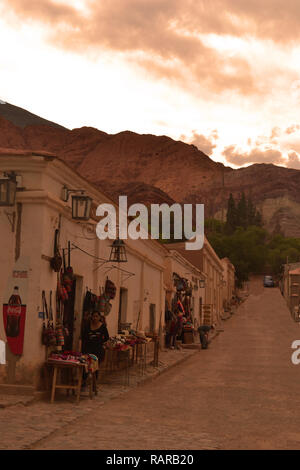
[0,150,167,388]
[221,257,236,309]
[281,263,300,317]
[164,238,227,326]
[164,247,206,330]
[0,150,236,391]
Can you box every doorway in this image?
[118,288,128,332]
[149,304,156,333]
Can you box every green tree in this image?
[236,192,247,228]
[225,193,237,234]
[246,196,256,226]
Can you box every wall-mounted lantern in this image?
[61,185,92,221]
[71,194,92,221]
[199,279,206,289]
[0,172,17,207]
[109,238,127,263]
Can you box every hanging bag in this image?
[62,249,72,293]
[105,279,116,299]
[104,300,112,316]
[98,294,107,313]
[55,285,65,348]
[50,229,62,273]
[58,270,69,301]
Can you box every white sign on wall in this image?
[0,340,6,364]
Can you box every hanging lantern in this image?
[71,194,92,220]
[109,238,127,263]
[0,174,17,207]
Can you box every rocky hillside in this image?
[1,102,300,237]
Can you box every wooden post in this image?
[50,366,58,404]
[153,335,159,367]
[158,310,163,351]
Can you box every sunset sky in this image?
[1,0,300,169]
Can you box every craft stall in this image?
[165,273,196,348]
[42,235,155,403]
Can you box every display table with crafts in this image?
[46,351,99,403]
[100,332,152,384]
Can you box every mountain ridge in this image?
[1,102,300,236]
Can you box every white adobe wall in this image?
[0,155,167,386]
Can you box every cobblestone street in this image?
[1,278,300,450]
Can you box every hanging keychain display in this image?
[41,290,56,347]
[55,276,65,348]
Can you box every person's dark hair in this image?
[92,310,101,317]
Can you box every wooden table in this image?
[47,361,85,404]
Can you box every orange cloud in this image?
[2,0,81,24]
[287,151,300,169]
[0,0,258,95]
[181,130,218,156]
[223,145,285,166]
[2,0,300,98]
[286,124,300,135]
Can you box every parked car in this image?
[263,275,275,287]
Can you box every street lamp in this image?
[109,238,127,263]
[0,172,17,206]
[71,194,92,221]
[61,185,92,221]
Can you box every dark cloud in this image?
[223,145,285,166]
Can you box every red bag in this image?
[58,272,69,301]
[62,249,73,293]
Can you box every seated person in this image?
[198,324,214,349]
